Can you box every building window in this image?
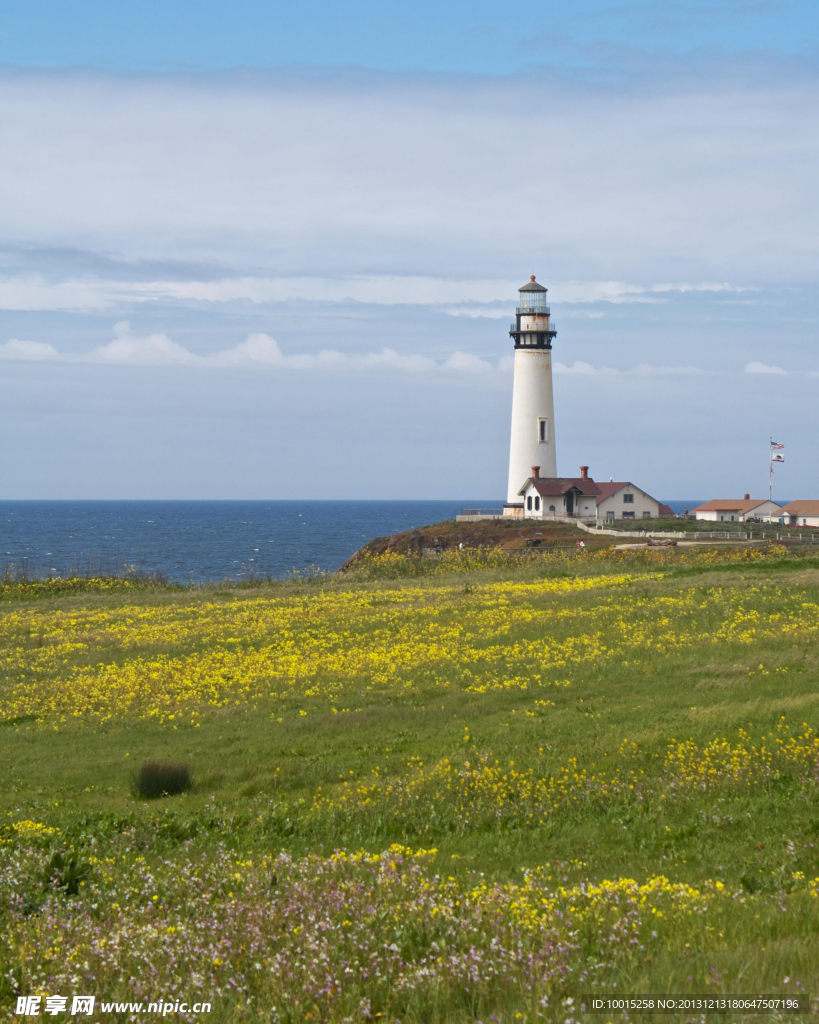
[526,495,533,511]
[549,505,555,512]
[642,510,651,519]
[534,496,541,511]
[623,493,634,504]
[623,511,635,520]
[538,418,548,443]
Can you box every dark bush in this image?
[133,760,192,799]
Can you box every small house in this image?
[691,497,781,523]
[775,501,819,527]
[518,466,600,520]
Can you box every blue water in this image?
[0,500,494,581]
[0,499,702,582]
[664,500,704,516]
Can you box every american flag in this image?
[771,441,785,450]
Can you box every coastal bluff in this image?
[341,518,603,570]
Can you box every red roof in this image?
[777,500,819,516]
[594,481,629,501]
[519,476,601,497]
[691,499,770,514]
[657,503,675,517]
[594,481,665,509]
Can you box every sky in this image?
[1,1,817,499]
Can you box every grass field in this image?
[2,544,819,1022]
[597,517,819,542]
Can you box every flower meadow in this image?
[3,545,819,1020]
[0,545,810,727]
[3,839,819,1024]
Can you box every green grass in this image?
[599,516,819,542]
[2,547,819,1021]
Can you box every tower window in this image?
[538,418,548,443]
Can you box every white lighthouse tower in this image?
[504,275,558,511]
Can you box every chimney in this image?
[744,493,750,500]
[580,465,589,480]
[531,466,540,479]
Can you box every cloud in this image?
[0,324,499,374]
[553,360,705,376]
[0,272,758,314]
[629,363,705,376]
[0,276,124,311]
[553,281,750,306]
[0,339,60,361]
[90,321,197,364]
[554,360,605,375]
[0,324,712,378]
[442,351,494,373]
[745,360,787,374]
[0,65,817,297]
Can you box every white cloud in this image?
[89,321,197,364]
[442,351,493,373]
[553,360,704,376]
[0,339,60,361]
[443,306,510,319]
[0,67,817,298]
[0,325,712,378]
[0,324,501,374]
[0,273,757,313]
[553,281,750,305]
[357,348,438,372]
[206,332,285,366]
[554,360,606,375]
[0,276,125,311]
[630,363,704,377]
[745,360,787,374]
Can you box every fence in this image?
[454,514,819,543]
[578,523,819,542]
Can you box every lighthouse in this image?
[504,276,558,511]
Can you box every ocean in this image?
[0,499,701,582]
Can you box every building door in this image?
[566,491,574,516]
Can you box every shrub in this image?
[133,760,192,799]
[42,851,92,895]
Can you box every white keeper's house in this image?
[497,275,669,524]
[517,465,672,522]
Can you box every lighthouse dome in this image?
[518,275,548,313]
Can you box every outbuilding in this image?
[775,501,819,527]
[691,497,781,523]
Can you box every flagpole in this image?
[769,436,773,505]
